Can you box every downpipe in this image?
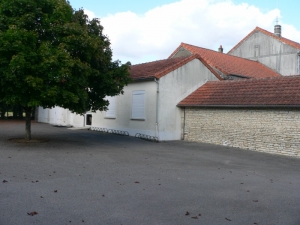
[154,78,160,141]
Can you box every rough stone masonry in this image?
[184,108,300,158]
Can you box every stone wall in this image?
[184,108,300,157]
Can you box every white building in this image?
[228,26,300,76]
[85,55,221,140]
[37,39,281,141]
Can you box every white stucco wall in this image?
[157,58,219,140]
[90,81,157,137]
[229,31,299,76]
[37,58,220,140]
[37,107,49,123]
[37,106,84,127]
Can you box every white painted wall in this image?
[37,106,84,127]
[157,58,219,140]
[37,107,49,123]
[37,58,219,140]
[90,81,157,137]
[229,32,299,75]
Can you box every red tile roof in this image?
[130,54,223,81]
[178,76,300,107]
[228,27,300,54]
[169,43,281,79]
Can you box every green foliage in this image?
[0,0,131,115]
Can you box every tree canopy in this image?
[0,0,131,139]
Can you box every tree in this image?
[0,0,131,140]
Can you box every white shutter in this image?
[105,96,116,118]
[132,91,145,119]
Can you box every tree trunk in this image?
[0,103,7,118]
[25,107,32,140]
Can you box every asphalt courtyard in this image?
[0,121,299,225]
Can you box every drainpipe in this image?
[183,107,186,140]
[298,51,300,75]
[154,78,160,140]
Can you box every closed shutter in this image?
[132,91,145,119]
[105,96,116,118]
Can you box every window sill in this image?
[105,117,116,119]
[131,118,145,121]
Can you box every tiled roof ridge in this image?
[154,55,195,78]
[130,55,223,80]
[155,54,223,80]
[180,42,281,77]
[181,42,270,64]
[193,54,223,80]
[228,26,300,54]
[131,57,186,67]
[168,42,187,59]
[129,56,191,80]
[205,75,300,85]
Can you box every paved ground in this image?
[0,120,299,225]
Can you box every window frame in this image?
[131,90,145,120]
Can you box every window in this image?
[105,96,116,118]
[254,45,260,57]
[131,90,145,120]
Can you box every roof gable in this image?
[129,54,222,81]
[178,76,300,107]
[169,43,281,79]
[228,27,300,54]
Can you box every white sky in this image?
[70,0,300,65]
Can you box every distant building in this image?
[228,26,300,76]
[169,42,280,79]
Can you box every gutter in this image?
[132,76,156,82]
[177,104,300,109]
[228,74,251,79]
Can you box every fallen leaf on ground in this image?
[185,211,190,216]
[3,180,8,183]
[27,211,38,216]
[225,218,231,221]
[191,216,198,219]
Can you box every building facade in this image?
[228,26,300,76]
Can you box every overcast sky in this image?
[69,0,300,65]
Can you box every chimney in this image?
[218,45,223,53]
[274,24,281,37]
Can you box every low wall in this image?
[184,108,300,158]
